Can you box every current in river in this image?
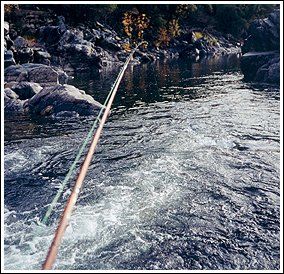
[4,55,280,270]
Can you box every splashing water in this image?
[4,55,280,270]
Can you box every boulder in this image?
[33,49,51,65]
[26,84,103,116]
[241,9,280,84]
[97,36,121,52]
[4,63,68,86]
[241,51,279,84]
[59,29,84,45]
[56,29,105,71]
[242,9,280,54]
[13,36,28,49]
[4,88,26,113]
[38,25,63,47]
[61,43,103,71]
[254,57,280,84]
[11,81,43,100]
[4,49,16,68]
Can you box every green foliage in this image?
[213,4,276,37]
[8,4,277,43]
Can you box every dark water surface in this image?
[4,55,280,270]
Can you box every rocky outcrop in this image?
[4,88,27,113]
[4,63,68,86]
[26,84,103,116]
[10,81,43,100]
[242,10,280,54]
[241,9,280,84]
[241,52,280,84]
[172,29,240,59]
[37,21,125,71]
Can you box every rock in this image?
[240,51,279,83]
[27,84,103,116]
[27,64,68,85]
[4,49,16,68]
[61,43,102,71]
[38,25,63,47]
[4,21,9,35]
[5,63,68,86]
[11,81,43,100]
[242,9,280,54]
[14,47,34,64]
[92,29,102,40]
[58,16,67,33]
[4,88,19,100]
[241,9,280,84]
[33,49,51,65]
[52,111,79,119]
[254,57,280,84]
[59,29,84,46]
[5,35,14,49]
[4,65,28,82]
[4,88,26,113]
[56,28,105,71]
[97,36,121,52]
[13,36,28,49]
[9,28,18,40]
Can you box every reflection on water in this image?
[4,54,280,270]
[69,54,241,107]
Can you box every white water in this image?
[4,60,280,270]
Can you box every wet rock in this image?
[5,63,68,86]
[4,49,16,68]
[254,56,280,84]
[11,81,43,100]
[27,84,103,116]
[240,51,279,84]
[4,88,26,113]
[241,9,280,84]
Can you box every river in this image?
[4,55,280,270]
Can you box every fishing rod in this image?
[42,42,145,270]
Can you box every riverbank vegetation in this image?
[5,4,276,47]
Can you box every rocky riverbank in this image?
[4,7,242,117]
[240,9,280,85]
